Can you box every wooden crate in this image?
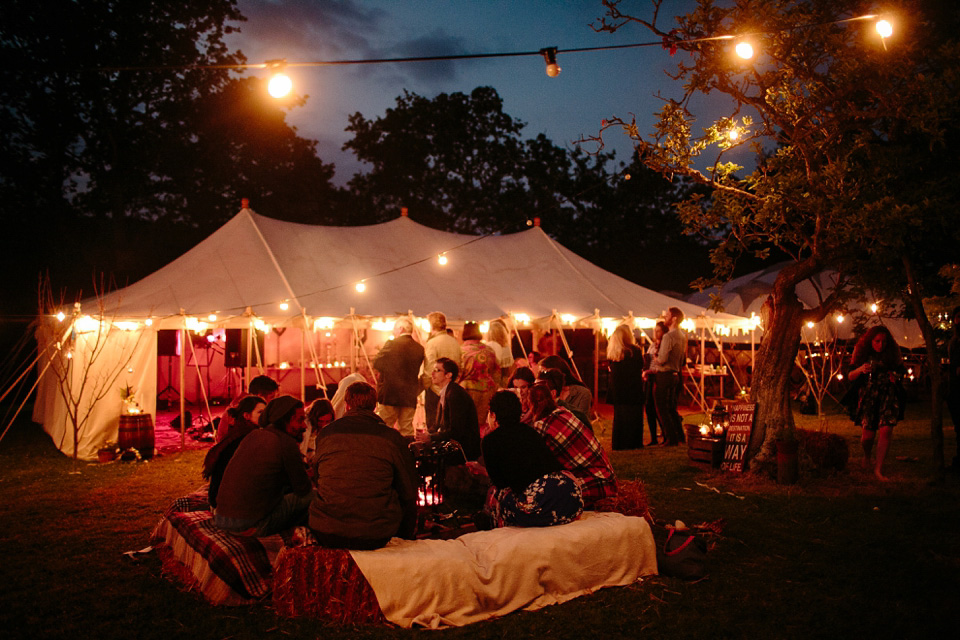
[687,432,725,467]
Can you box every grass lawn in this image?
[2,400,959,639]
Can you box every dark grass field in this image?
[2,401,959,639]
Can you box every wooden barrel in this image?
[118,414,155,460]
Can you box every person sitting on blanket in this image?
[215,374,279,442]
[202,395,266,510]
[538,367,592,430]
[309,381,419,550]
[301,397,335,462]
[482,390,583,528]
[529,382,617,506]
[213,395,315,536]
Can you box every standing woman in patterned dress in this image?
[459,322,500,429]
[847,326,905,481]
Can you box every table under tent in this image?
[32,206,757,460]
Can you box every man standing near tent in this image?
[423,312,461,433]
[430,357,481,461]
[213,395,314,536]
[654,307,688,445]
[372,318,424,438]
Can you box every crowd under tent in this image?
[32,206,756,460]
[683,261,925,349]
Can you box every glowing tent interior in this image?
[33,206,756,459]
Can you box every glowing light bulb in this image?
[735,42,754,59]
[355,282,366,293]
[145,318,153,326]
[870,303,879,313]
[728,128,740,141]
[208,314,217,322]
[541,47,561,77]
[836,314,845,323]
[279,301,289,311]
[268,72,292,98]
[876,20,893,38]
[56,311,65,322]
[438,254,448,265]
[806,321,815,329]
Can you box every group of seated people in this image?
[200,315,618,551]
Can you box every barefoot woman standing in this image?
[847,326,905,481]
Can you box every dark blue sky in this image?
[225,0,748,184]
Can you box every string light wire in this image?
[93,13,887,75]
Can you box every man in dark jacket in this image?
[372,317,425,437]
[309,381,419,550]
[213,395,313,536]
[431,357,481,461]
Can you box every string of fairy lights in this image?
[95,13,896,98]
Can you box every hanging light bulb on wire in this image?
[266,59,293,98]
[540,47,561,77]
[735,41,754,59]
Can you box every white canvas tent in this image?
[683,261,924,348]
[34,207,754,459]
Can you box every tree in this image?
[343,87,535,233]
[0,0,339,312]
[37,277,145,460]
[563,156,718,294]
[590,0,960,470]
[342,86,716,291]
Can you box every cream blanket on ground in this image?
[349,511,657,628]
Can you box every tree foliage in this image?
[591,0,960,469]
[342,86,711,291]
[0,0,339,311]
[343,87,538,233]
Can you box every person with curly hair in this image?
[847,326,905,481]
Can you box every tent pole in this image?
[593,309,600,408]
[300,322,306,403]
[508,317,528,363]
[246,318,253,391]
[179,316,186,451]
[700,325,706,411]
[184,325,214,432]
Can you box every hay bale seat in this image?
[149,481,655,628]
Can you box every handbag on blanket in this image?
[655,526,707,580]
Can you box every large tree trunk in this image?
[746,257,822,472]
[748,289,804,471]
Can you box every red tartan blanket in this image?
[150,491,296,603]
[150,490,379,618]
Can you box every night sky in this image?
[225,0,745,184]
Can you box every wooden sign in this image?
[720,403,756,473]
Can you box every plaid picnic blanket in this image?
[150,489,295,603]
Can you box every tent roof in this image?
[684,261,924,348]
[95,209,749,330]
